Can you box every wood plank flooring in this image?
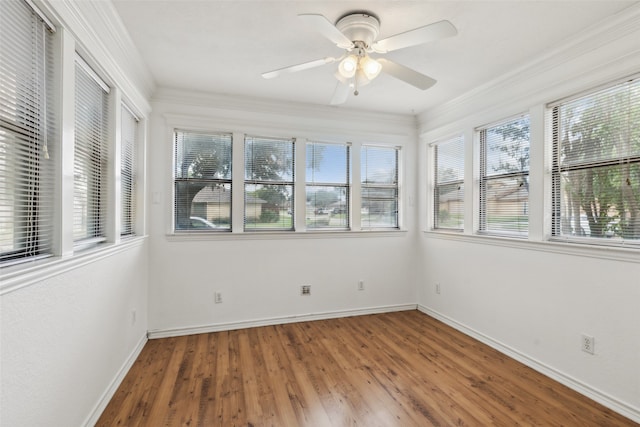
[97,310,637,426]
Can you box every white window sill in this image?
[423,230,639,264]
[0,236,147,295]
[166,229,407,242]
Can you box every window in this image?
[74,57,110,245]
[433,135,464,230]
[479,116,530,236]
[551,77,640,245]
[0,0,55,264]
[306,142,350,230]
[121,105,138,236]
[174,130,232,231]
[361,145,399,229]
[244,136,294,231]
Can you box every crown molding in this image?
[153,86,417,134]
[36,0,154,115]
[417,2,640,133]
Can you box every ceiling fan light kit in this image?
[262,11,457,105]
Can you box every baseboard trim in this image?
[82,333,148,427]
[148,303,418,339]
[417,305,640,424]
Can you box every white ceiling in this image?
[112,0,636,115]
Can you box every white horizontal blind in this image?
[120,105,137,236]
[174,130,232,231]
[306,142,350,230]
[74,58,109,244]
[244,136,294,231]
[0,0,55,264]
[552,77,640,245]
[479,116,530,236]
[433,135,464,230]
[361,145,399,229]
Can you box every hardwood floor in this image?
[97,310,637,426]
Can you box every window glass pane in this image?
[558,164,639,240]
[244,184,293,230]
[306,186,348,229]
[434,136,464,230]
[553,78,640,244]
[435,183,464,230]
[484,117,530,176]
[245,136,293,182]
[306,143,348,183]
[361,146,399,229]
[483,176,529,235]
[174,131,232,231]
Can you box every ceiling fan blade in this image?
[262,57,336,79]
[330,81,350,105]
[298,14,354,49]
[372,20,457,53]
[378,58,436,90]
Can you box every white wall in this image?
[1,243,149,427]
[147,90,420,337]
[417,5,640,422]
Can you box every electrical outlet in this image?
[435,283,441,294]
[131,309,137,326]
[214,292,223,304]
[358,280,364,291]
[301,285,311,296]
[581,334,595,354]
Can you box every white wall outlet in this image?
[358,280,364,291]
[581,334,595,354]
[214,292,223,304]
[131,309,137,326]
[301,285,311,296]
[435,283,441,294]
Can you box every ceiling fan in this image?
[262,12,457,105]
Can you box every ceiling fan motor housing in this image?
[336,13,380,48]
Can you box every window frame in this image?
[360,144,400,230]
[305,141,351,231]
[478,114,531,238]
[243,135,295,232]
[549,76,640,247]
[432,135,465,232]
[0,0,56,266]
[172,129,233,233]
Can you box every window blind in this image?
[244,136,294,230]
[174,130,232,231]
[74,57,109,244]
[479,116,530,236]
[552,77,640,244]
[361,145,399,229]
[0,0,55,264]
[306,142,350,230]
[433,135,464,230]
[120,105,137,236]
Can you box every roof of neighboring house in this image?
[193,186,266,204]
